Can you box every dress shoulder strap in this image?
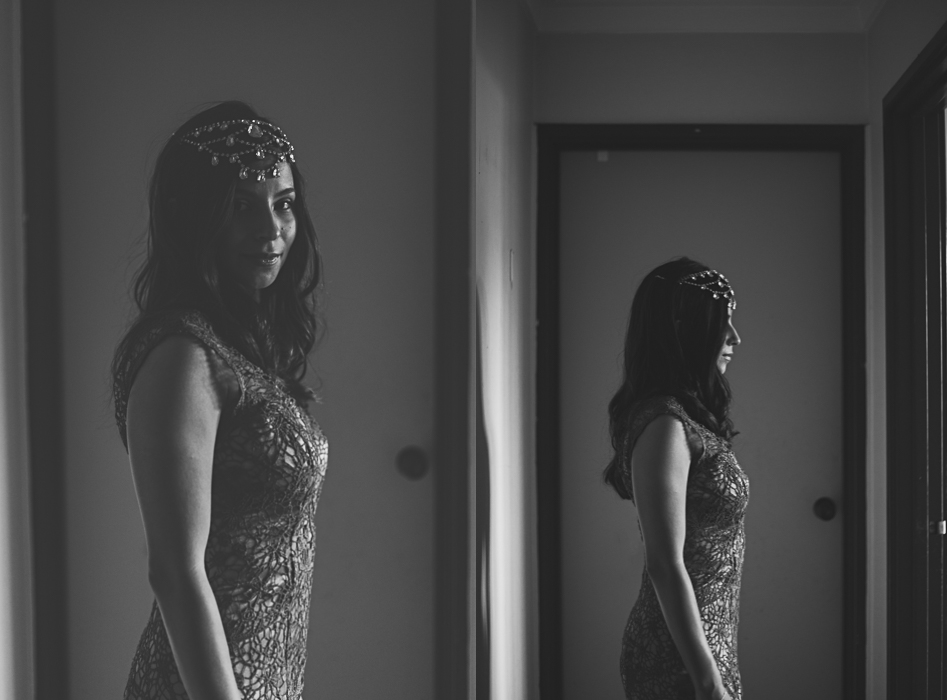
[113,310,248,449]
[626,395,695,447]
[621,396,706,501]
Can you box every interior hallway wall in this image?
[536,33,868,125]
[474,0,538,697]
[55,0,438,697]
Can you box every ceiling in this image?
[525,0,887,33]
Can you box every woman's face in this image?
[717,308,741,374]
[219,165,297,300]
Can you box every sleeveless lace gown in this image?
[619,396,749,699]
[114,311,328,700]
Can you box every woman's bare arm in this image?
[126,336,243,700]
[631,415,732,700]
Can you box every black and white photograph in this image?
[0,0,945,698]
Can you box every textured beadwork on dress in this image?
[619,396,749,700]
[114,311,327,700]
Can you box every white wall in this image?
[474,0,537,698]
[56,0,438,697]
[0,1,34,698]
[536,33,868,124]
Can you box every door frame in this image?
[883,18,947,699]
[22,1,69,698]
[433,1,475,697]
[535,123,867,700]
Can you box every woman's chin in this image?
[254,275,280,290]
[239,272,280,294]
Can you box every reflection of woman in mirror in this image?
[603,257,747,700]
[111,101,327,700]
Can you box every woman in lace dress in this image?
[112,101,327,700]
[603,257,748,700]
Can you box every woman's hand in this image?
[126,335,244,700]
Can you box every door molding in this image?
[22,1,69,698]
[433,1,474,697]
[535,124,867,700]
[883,18,947,699]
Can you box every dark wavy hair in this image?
[112,100,322,402]
[603,257,736,499]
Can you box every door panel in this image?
[559,150,843,699]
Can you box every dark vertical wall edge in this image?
[919,110,942,698]
[882,17,947,697]
[839,129,867,700]
[883,99,915,699]
[434,0,474,697]
[922,108,947,698]
[536,126,563,700]
[536,124,867,699]
[21,0,68,698]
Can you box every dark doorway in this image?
[883,19,947,700]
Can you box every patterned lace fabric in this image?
[114,311,328,700]
[618,396,749,700]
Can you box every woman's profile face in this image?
[716,308,741,374]
[218,165,297,299]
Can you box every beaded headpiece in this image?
[180,119,295,182]
[679,269,736,310]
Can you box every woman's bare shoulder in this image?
[635,413,688,454]
[129,334,225,414]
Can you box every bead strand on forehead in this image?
[678,269,737,310]
[180,118,296,182]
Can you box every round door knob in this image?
[395,445,429,481]
[813,497,837,521]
